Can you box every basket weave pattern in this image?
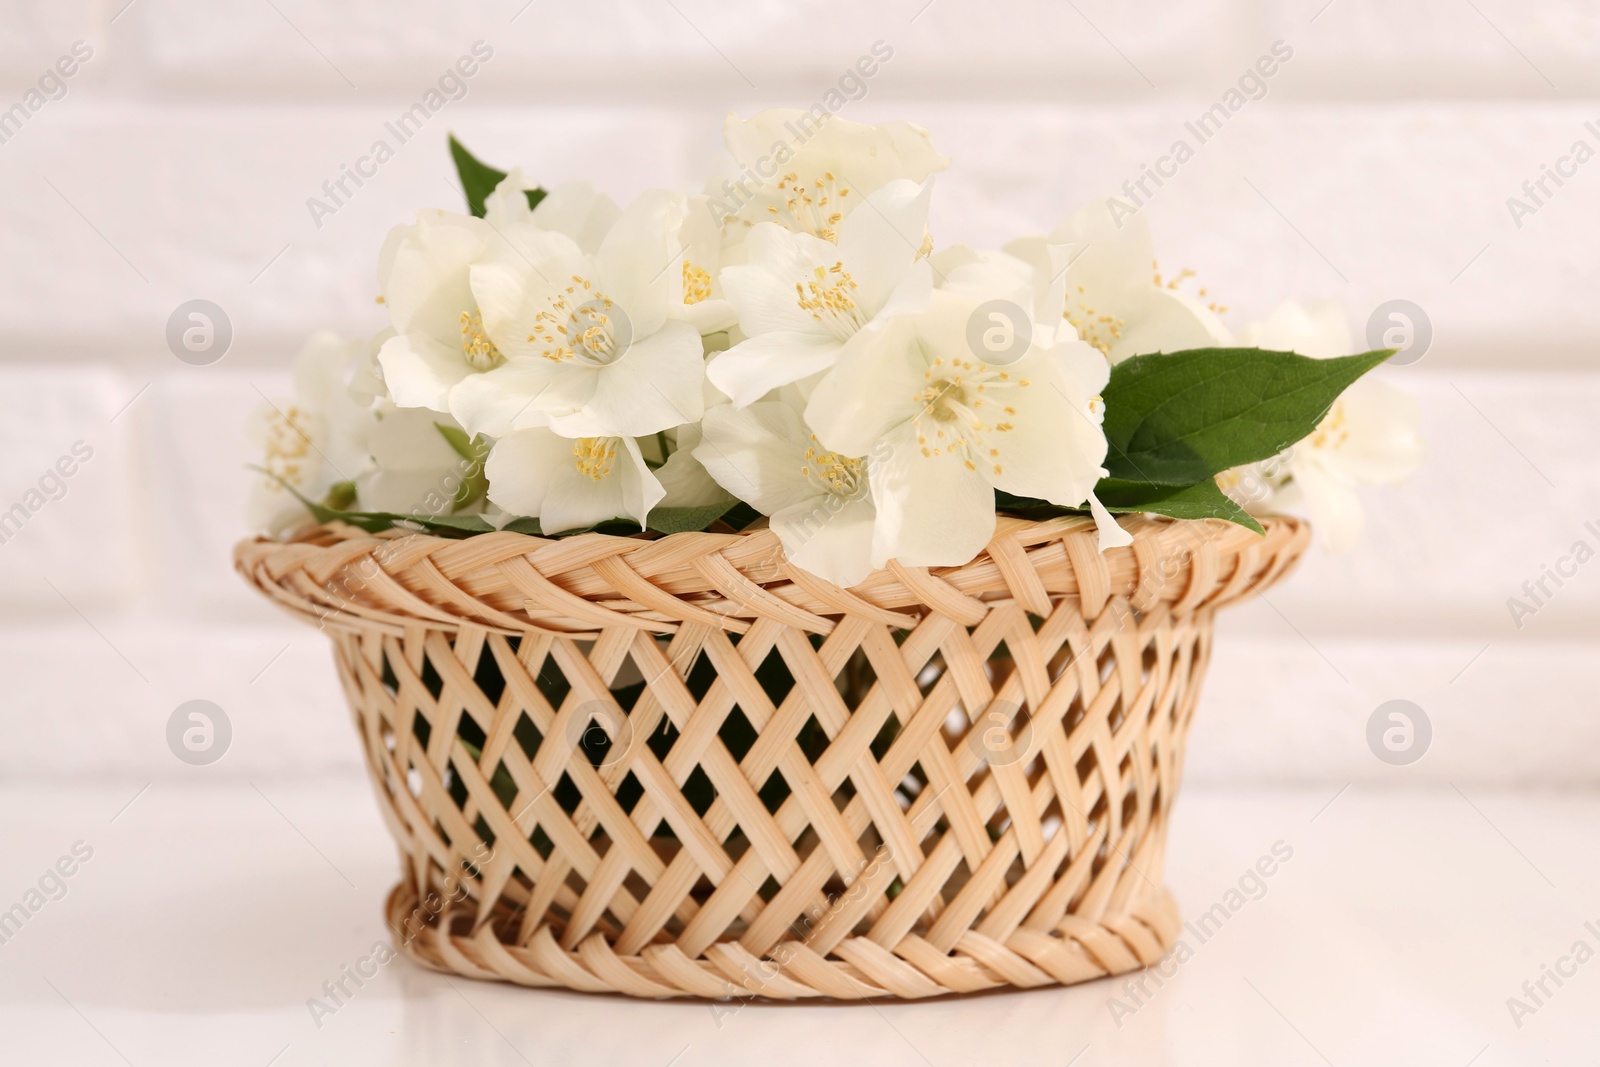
[237,514,1307,999]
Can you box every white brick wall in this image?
[2,0,1596,785]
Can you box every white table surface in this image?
[1,779,1594,1066]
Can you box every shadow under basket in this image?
[236,513,1308,1000]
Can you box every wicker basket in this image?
[235,512,1307,1000]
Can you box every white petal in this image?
[1226,460,1285,515]
[290,331,358,408]
[674,296,740,334]
[377,332,472,413]
[484,431,661,532]
[379,211,487,343]
[447,362,558,438]
[1237,299,1353,358]
[720,226,837,337]
[868,423,996,569]
[773,494,877,587]
[484,429,570,518]
[933,244,1035,301]
[1008,203,1230,363]
[530,179,621,255]
[803,314,923,457]
[834,178,931,311]
[994,235,1068,326]
[656,425,735,508]
[866,258,934,327]
[484,168,538,230]
[1320,379,1423,485]
[694,400,824,516]
[540,436,664,533]
[1046,200,1155,298]
[875,119,951,180]
[349,330,390,405]
[1109,287,1231,363]
[470,237,590,363]
[985,344,1109,505]
[1285,456,1364,554]
[367,406,463,472]
[358,467,467,517]
[707,330,841,407]
[1087,491,1134,552]
[545,320,706,438]
[622,436,669,527]
[595,189,680,338]
[718,111,947,232]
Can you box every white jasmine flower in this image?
[695,398,878,586]
[375,210,502,414]
[923,242,1134,564]
[253,113,1420,580]
[449,186,707,440]
[1224,301,1423,552]
[488,173,619,255]
[654,423,735,508]
[1237,300,1354,359]
[357,405,482,518]
[484,429,665,534]
[247,332,372,535]
[672,195,740,335]
[709,179,934,406]
[714,109,948,241]
[804,289,1116,568]
[348,328,392,406]
[672,198,739,335]
[930,245,1037,304]
[1005,203,1230,362]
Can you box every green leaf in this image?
[257,470,751,541]
[407,512,498,534]
[645,501,741,535]
[995,480,1264,534]
[1101,347,1393,486]
[434,422,490,513]
[448,134,547,218]
[433,421,482,463]
[252,466,496,538]
[495,501,743,539]
[1094,478,1264,534]
[501,517,545,536]
[993,490,1074,521]
[336,508,497,537]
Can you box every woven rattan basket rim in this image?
[236,512,1308,638]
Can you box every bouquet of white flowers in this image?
[236,108,1429,1002]
[250,109,1420,584]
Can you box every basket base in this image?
[383,880,1185,1001]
